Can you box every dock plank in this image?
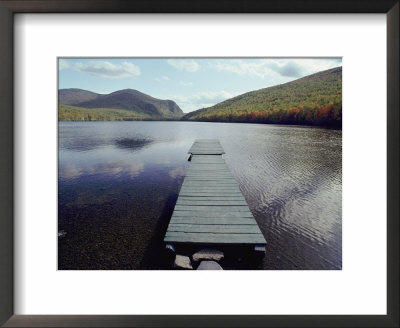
[169,217,257,225]
[164,233,266,244]
[174,205,250,212]
[176,200,248,206]
[178,196,245,201]
[171,211,254,218]
[188,141,226,155]
[167,224,262,234]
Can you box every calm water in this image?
[58,121,342,270]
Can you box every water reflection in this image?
[59,162,145,180]
[58,121,342,270]
[168,167,186,179]
[114,137,153,151]
[61,137,105,152]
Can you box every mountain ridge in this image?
[182,66,342,128]
[58,88,184,120]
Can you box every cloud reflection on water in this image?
[168,166,186,179]
[114,137,153,151]
[59,162,145,180]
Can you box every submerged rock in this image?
[192,248,224,262]
[174,255,193,270]
[197,261,223,270]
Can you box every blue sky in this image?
[59,58,341,113]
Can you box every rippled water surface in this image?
[59,121,341,270]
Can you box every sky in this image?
[58,58,342,113]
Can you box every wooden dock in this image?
[164,139,266,251]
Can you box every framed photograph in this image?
[0,1,398,327]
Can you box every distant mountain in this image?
[58,88,184,121]
[59,89,99,105]
[182,67,342,128]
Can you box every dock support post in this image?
[254,245,266,254]
[165,243,176,254]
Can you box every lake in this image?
[58,121,342,270]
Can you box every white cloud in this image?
[58,60,141,78]
[209,59,275,78]
[167,59,200,72]
[191,90,233,102]
[289,58,341,75]
[59,59,70,70]
[180,81,193,86]
[209,58,341,78]
[169,90,234,113]
[171,90,233,104]
[155,75,170,82]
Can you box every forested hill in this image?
[182,67,342,128]
[59,88,184,121]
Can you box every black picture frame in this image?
[0,1,398,327]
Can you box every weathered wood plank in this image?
[180,187,241,191]
[186,168,230,172]
[191,155,225,158]
[167,224,262,234]
[182,179,236,182]
[188,163,227,166]
[187,168,227,171]
[187,170,230,173]
[179,194,243,198]
[192,155,225,158]
[190,144,223,147]
[164,233,266,244]
[186,172,230,174]
[190,152,226,155]
[186,172,231,174]
[181,185,239,189]
[190,151,225,153]
[190,149,224,151]
[190,162,225,164]
[181,182,238,186]
[182,186,239,191]
[185,173,232,176]
[180,186,241,191]
[181,187,239,191]
[179,195,243,198]
[191,159,225,163]
[182,180,237,184]
[174,205,250,212]
[169,217,257,225]
[190,146,224,149]
[180,188,240,192]
[186,172,233,175]
[183,178,236,181]
[171,211,254,217]
[183,180,237,183]
[185,172,232,174]
[184,173,233,176]
[185,174,233,177]
[178,196,245,201]
[179,191,243,195]
[179,188,241,193]
[176,199,248,206]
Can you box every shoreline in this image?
[58,119,342,130]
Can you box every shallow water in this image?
[58,121,341,270]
